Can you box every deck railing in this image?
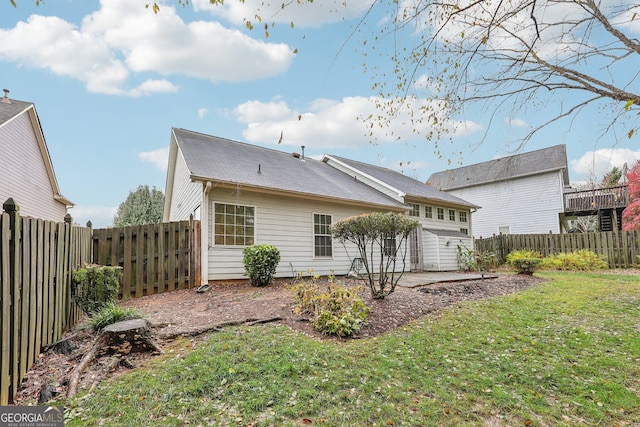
[563,185,628,212]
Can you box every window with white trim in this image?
[437,207,445,220]
[314,213,333,257]
[214,203,255,246]
[448,209,456,222]
[460,228,469,236]
[498,226,511,235]
[425,205,433,219]
[459,211,467,223]
[407,203,420,217]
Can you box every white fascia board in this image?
[321,155,406,202]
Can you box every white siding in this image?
[166,149,201,221]
[422,231,473,271]
[447,172,563,238]
[206,188,396,280]
[405,199,473,271]
[0,112,66,221]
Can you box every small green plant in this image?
[242,244,281,286]
[72,265,123,316]
[456,245,477,271]
[290,274,370,337]
[541,250,608,270]
[506,250,543,275]
[88,302,145,331]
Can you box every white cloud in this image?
[193,0,375,28]
[0,0,294,95]
[231,96,481,149]
[505,118,529,128]
[69,205,118,228]
[570,148,640,181]
[198,107,208,118]
[139,147,170,171]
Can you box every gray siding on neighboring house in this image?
[0,111,66,221]
[206,188,394,280]
[446,171,565,237]
[166,148,201,221]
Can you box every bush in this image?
[506,250,543,275]
[72,265,123,316]
[290,275,370,337]
[242,244,281,286]
[88,302,145,331]
[540,250,608,271]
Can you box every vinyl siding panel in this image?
[167,149,202,221]
[0,112,66,221]
[205,188,396,280]
[422,231,472,271]
[447,172,563,238]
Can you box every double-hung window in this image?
[314,213,332,257]
[214,203,255,246]
[425,206,433,219]
[437,207,445,220]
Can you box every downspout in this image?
[201,181,212,285]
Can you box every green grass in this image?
[61,271,640,426]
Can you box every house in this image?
[427,145,570,238]
[163,128,478,281]
[0,89,73,221]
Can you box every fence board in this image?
[1,201,200,405]
[475,230,640,268]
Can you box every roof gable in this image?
[427,145,570,191]
[168,128,406,210]
[324,155,479,208]
[0,96,73,208]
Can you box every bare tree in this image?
[364,0,640,147]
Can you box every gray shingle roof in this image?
[327,155,479,208]
[0,99,32,126]
[173,128,406,210]
[426,145,569,190]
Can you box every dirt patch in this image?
[13,273,544,405]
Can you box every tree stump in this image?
[67,318,163,398]
[101,319,163,356]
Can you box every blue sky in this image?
[1,0,638,228]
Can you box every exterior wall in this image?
[166,149,202,221]
[0,112,66,221]
[206,187,398,280]
[446,172,564,238]
[404,198,473,271]
[422,232,473,271]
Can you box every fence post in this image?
[2,198,20,403]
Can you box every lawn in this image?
[61,271,640,426]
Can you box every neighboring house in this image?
[164,128,478,281]
[0,89,73,221]
[427,145,570,238]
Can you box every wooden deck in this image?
[563,185,628,214]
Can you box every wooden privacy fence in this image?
[1,197,201,405]
[475,230,640,268]
[0,199,91,405]
[92,219,201,299]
